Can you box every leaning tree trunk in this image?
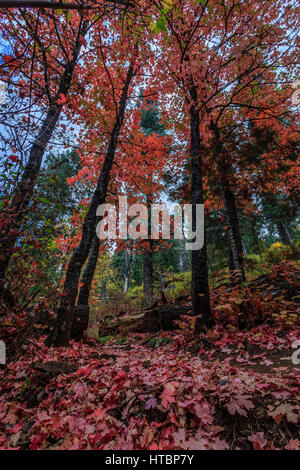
[70,236,101,340]
[46,63,134,347]
[77,236,100,307]
[277,220,293,247]
[242,239,248,256]
[211,121,245,283]
[189,85,213,332]
[276,220,299,257]
[0,19,89,304]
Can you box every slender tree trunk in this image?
[72,237,100,340]
[211,121,245,283]
[219,172,246,282]
[128,259,133,290]
[46,63,134,346]
[178,239,184,271]
[100,281,107,301]
[123,247,132,294]
[189,85,213,332]
[143,201,153,306]
[276,220,299,257]
[178,238,191,271]
[124,249,129,294]
[143,240,153,306]
[0,19,89,303]
[251,217,261,256]
[77,236,100,306]
[157,264,167,304]
[277,220,292,247]
[242,239,248,256]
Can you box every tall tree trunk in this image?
[211,121,245,283]
[227,233,235,273]
[100,281,107,301]
[0,19,89,304]
[178,238,191,271]
[72,236,100,340]
[189,85,213,332]
[276,220,292,247]
[157,264,167,304]
[276,220,299,257]
[219,172,246,283]
[251,217,261,255]
[46,63,134,346]
[242,239,248,256]
[123,247,132,294]
[77,236,100,306]
[143,201,153,306]
[143,240,153,306]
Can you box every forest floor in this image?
[0,262,299,450]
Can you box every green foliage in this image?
[243,244,295,280]
[2,150,85,311]
[97,335,114,344]
[263,242,293,264]
[127,285,144,310]
[19,377,32,398]
[243,254,267,279]
[36,150,85,227]
[139,93,165,137]
[127,284,144,297]
[115,337,127,345]
[164,271,191,301]
[148,336,172,348]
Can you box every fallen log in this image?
[97,262,300,335]
[98,304,192,336]
[33,361,78,375]
[143,304,192,332]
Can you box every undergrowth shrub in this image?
[164,271,191,301]
[263,242,293,264]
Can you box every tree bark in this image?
[276,220,299,257]
[100,281,107,301]
[157,264,167,304]
[242,239,248,256]
[210,121,245,283]
[46,63,134,346]
[99,303,192,336]
[77,236,100,306]
[123,247,132,294]
[277,220,292,247]
[0,19,89,303]
[219,170,245,282]
[251,217,261,255]
[178,238,191,271]
[143,201,153,306]
[189,85,213,332]
[143,240,153,306]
